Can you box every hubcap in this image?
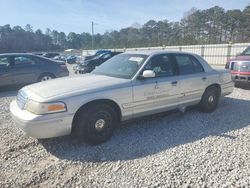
[41,76,52,82]
[208,95,214,103]
[95,119,105,131]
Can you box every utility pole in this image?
[91,21,94,50]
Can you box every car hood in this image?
[229,55,250,61]
[25,74,130,101]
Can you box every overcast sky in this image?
[0,0,249,34]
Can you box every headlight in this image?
[24,100,67,115]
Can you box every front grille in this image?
[16,90,28,109]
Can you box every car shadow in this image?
[235,83,250,90]
[0,85,23,98]
[39,96,250,162]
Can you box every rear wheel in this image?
[72,103,118,145]
[199,86,220,113]
[38,73,55,82]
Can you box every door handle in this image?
[171,81,178,86]
[202,77,207,81]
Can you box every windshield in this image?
[92,54,148,79]
[95,53,107,59]
[231,61,250,72]
[241,47,250,55]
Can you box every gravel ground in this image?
[0,86,250,187]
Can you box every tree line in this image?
[0,4,250,53]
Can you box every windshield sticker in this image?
[129,57,144,64]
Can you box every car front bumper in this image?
[10,100,73,138]
[231,74,250,83]
[58,70,69,77]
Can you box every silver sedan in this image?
[10,51,234,144]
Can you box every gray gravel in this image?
[0,87,250,187]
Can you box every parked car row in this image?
[74,51,123,74]
[33,52,82,64]
[1,46,249,89]
[0,50,120,88]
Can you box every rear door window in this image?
[190,56,204,73]
[14,56,36,67]
[175,54,195,75]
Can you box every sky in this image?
[0,0,249,34]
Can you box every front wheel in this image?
[72,103,118,145]
[199,86,220,113]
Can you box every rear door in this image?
[174,54,208,103]
[0,56,12,87]
[10,55,41,85]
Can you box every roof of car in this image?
[123,50,196,56]
[0,53,36,56]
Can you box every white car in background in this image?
[10,51,234,144]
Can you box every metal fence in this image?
[82,43,250,66]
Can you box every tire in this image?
[38,73,55,82]
[72,103,118,145]
[234,82,239,88]
[199,86,220,113]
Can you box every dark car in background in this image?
[0,53,69,87]
[225,46,250,85]
[74,51,122,74]
[42,52,60,59]
[84,49,111,61]
[53,55,67,62]
[66,55,78,64]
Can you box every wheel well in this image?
[38,72,56,81]
[72,99,122,131]
[206,84,221,96]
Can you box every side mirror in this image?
[141,70,156,78]
[236,53,241,57]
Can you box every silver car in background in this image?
[10,51,234,144]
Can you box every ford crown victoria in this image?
[10,51,234,144]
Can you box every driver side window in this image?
[144,54,175,77]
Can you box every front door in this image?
[132,54,182,117]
